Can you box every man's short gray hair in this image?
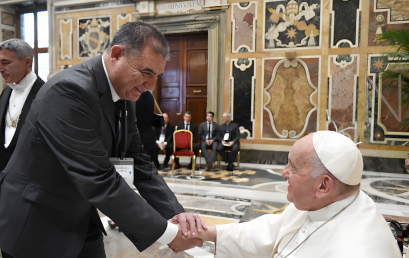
[224,112,232,118]
[0,38,33,63]
[106,21,170,61]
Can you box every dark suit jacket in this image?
[177,121,198,143]
[135,91,163,168]
[218,122,240,144]
[199,121,219,142]
[0,77,45,171]
[154,123,175,145]
[0,56,184,258]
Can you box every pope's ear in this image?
[316,175,333,198]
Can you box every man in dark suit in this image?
[217,112,240,171]
[154,113,174,168]
[0,22,204,258]
[199,111,219,171]
[135,91,163,169]
[0,39,45,171]
[175,111,199,169]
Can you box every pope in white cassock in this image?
[192,131,401,258]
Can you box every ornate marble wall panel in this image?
[232,2,257,53]
[117,13,132,30]
[231,58,256,138]
[368,0,409,46]
[77,16,111,59]
[60,19,73,60]
[365,54,409,145]
[262,57,319,139]
[330,0,361,48]
[263,0,322,51]
[327,55,359,140]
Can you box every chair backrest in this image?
[173,130,193,151]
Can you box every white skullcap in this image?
[312,131,363,185]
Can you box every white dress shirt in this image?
[4,70,37,148]
[102,56,178,244]
[184,122,190,131]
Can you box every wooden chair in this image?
[172,130,196,177]
[218,147,240,169]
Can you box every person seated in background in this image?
[175,111,199,169]
[188,131,401,258]
[217,112,240,171]
[154,113,174,168]
[199,111,219,171]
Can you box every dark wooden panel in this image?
[161,99,180,127]
[167,38,180,50]
[187,50,207,85]
[161,87,180,99]
[187,98,207,135]
[162,50,180,87]
[187,37,207,49]
[186,87,207,96]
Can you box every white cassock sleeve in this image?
[215,214,285,258]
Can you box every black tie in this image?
[186,123,189,131]
[114,100,126,158]
[208,123,211,139]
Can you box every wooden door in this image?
[157,34,208,132]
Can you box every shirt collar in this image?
[101,55,120,102]
[308,191,359,221]
[7,70,37,92]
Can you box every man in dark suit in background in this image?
[0,39,45,171]
[199,111,219,171]
[135,90,163,169]
[154,113,174,168]
[175,111,199,169]
[217,112,240,171]
[0,22,205,258]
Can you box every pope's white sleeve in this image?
[215,214,282,258]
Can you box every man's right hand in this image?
[168,224,203,253]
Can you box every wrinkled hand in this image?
[168,224,204,253]
[228,141,234,146]
[169,213,208,239]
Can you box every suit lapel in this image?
[9,78,44,148]
[0,87,12,148]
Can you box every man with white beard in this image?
[189,131,401,258]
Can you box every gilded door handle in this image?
[176,113,181,115]
[193,90,201,93]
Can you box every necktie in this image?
[161,125,166,135]
[114,100,126,158]
[186,123,189,131]
[208,122,211,139]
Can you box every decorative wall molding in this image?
[263,0,322,51]
[231,2,257,53]
[77,16,111,59]
[60,19,72,60]
[327,54,359,141]
[262,58,318,139]
[117,13,131,30]
[230,58,256,138]
[330,0,361,48]
[374,0,409,24]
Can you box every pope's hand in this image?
[169,213,208,238]
[168,224,203,253]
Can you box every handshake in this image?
[167,212,216,253]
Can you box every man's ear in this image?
[110,45,125,60]
[316,175,333,198]
[24,57,32,68]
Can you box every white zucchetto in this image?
[313,131,363,185]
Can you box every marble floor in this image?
[100,155,409,257]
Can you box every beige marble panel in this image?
[117,13,131,30]
[376,0,409,22]
[232,2,256,52]
[60,19,73,60]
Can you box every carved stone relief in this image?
[232,2,257,53]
